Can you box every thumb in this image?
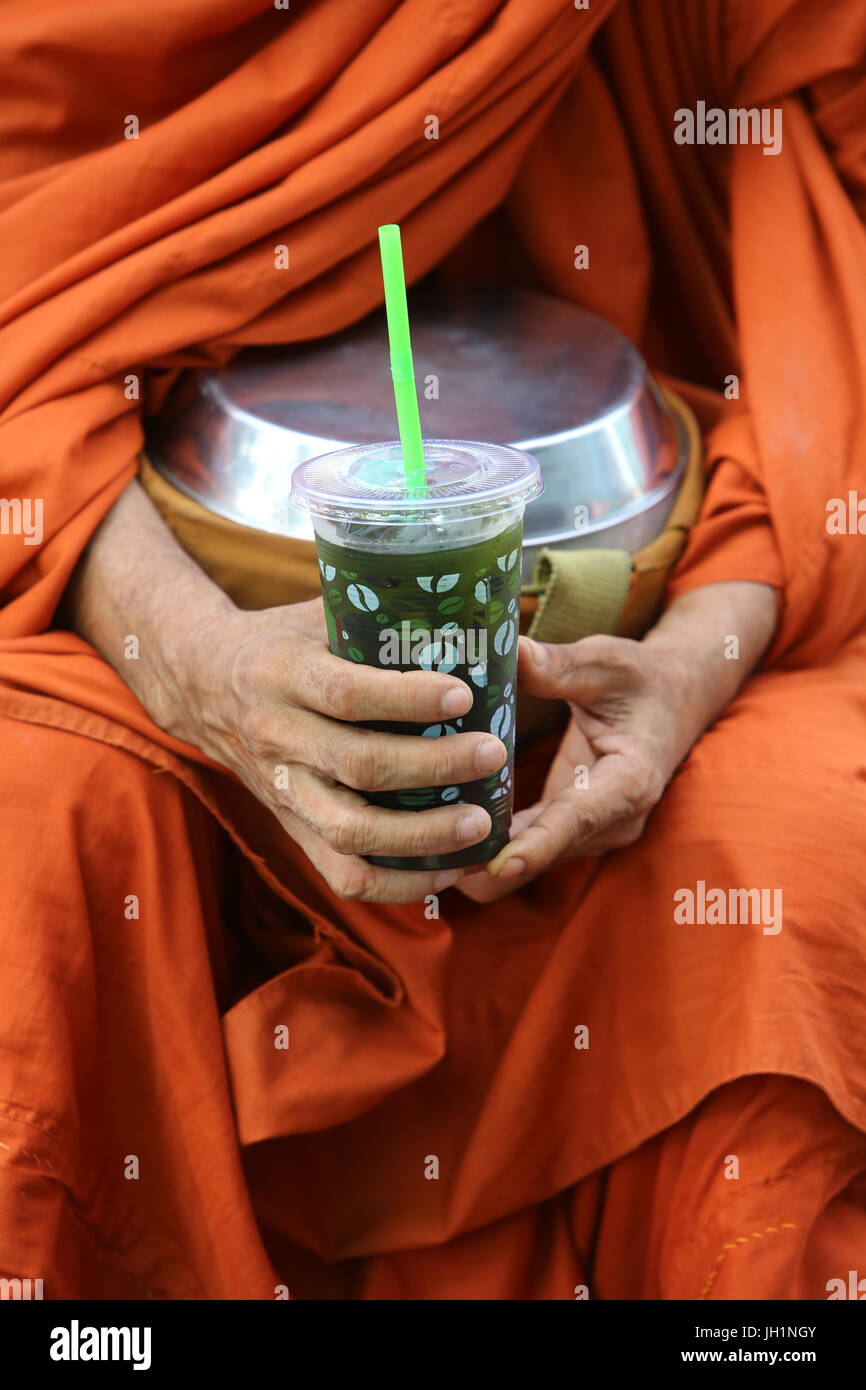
[518,633,630,702]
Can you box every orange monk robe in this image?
[1,0,866,1298]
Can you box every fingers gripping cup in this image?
[291,440,542,869]
[292,224,541,870]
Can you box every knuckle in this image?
[271,802,296,832]
[337,736,381,790]
[578,802,606,839]
[525,819,559,858]
[577,634,636,673]
[574,633,617,661]
[230,638,270,699]
[227,645,252,705]
[318,663,355,720]
[327,808,363,855]
[329,866,379,902]
[327,875,355,902]
[240,701,276,752]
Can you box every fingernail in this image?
[441,686,471,717]
[456,811,487,843]
[521,637,548,667]
[498,857,526,878]
[434,869,460,890]
[476,738,507,773]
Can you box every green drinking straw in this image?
[378,223,427,496]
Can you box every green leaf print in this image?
[398,789,437,807]
[438,595,465,616]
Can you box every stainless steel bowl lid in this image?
[145,284,684,548]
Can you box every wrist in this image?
[148,583,239,747]
[67,478,245,752]
[642,580,777,737]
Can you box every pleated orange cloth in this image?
[2,0,866,1299]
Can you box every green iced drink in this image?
[291,440,542,870]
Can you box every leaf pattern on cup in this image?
[398,788,437,807]
[438,594,464,616]
[313,518,524,865]
[347,582,379,612]
[417,639,460,674]
[417,574,460,592]
[493,619,515,656]
[490,704,512,740]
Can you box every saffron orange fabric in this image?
[1,0,866,1298]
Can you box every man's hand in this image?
[457,581,778,902]
[68,480,506,904]
[176,598,507,902]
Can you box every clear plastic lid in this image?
[290,439,542,526]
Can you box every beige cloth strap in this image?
[526,548,633,643]
[521,384,703,645]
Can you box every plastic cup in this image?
[291,439,543,870]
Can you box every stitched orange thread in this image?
[698,1223,798,1299]
[702,1269,721,1297]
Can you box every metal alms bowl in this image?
[144,285,686,581]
